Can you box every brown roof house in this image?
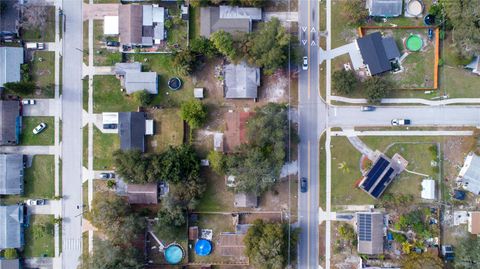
[126,183,158,204]
[0,101,21,146]
[356,211,385,255]
[468,211,480,235]
[200,5,262,37]
[118,4,165,47]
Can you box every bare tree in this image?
[19,3,48,30]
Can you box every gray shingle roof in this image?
[357,32,393,75]
[115,62,142,76]
[382,37,401,60]
[118,112,146,152]
[461,154,480,194]
[0,101,20,146]
[200,6,255,38]
[224,62,260,99]
[0,205,24,249]
[367,0,403,17]
[124,72,158,94]
[356,211,384,255]
[0,259,20,269]
[0,47,24,87]
[0,0,20,35]
[0,154,24,195]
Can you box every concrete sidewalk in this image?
[331,95,480,105]
[0,146,56,155]
[332,130,474,136]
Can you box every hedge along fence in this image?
[357,26,440,91]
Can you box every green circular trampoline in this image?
[406,35,423,52]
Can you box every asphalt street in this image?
[61,0,84,268]
[297,0,326,268]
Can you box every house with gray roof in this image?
[118,112,147,152]
[356,211,385,255]
[366,0,403,17]
[0,47,24,88]
[114,62,158,94]
[0,205,25,249]
[118,4,165,48]
[458,153,480,195]
[0,0,21,37]
[466,56,480,76]
[0,154,24,195]
[356,32,401,76]
[0,259,20,269]
[0,101,21,146]
[224,62,260,99]
[200,5,262,37]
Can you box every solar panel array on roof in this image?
[371,168,394,198]
[358,214,372,241]
[362,157,388,191]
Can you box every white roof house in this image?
[421,179,435,200]
[457,152,480,194]
[104,16,119,35]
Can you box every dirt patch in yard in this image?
[259,70,289,103]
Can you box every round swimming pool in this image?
[164,244,184,264]
[406,35,423,52]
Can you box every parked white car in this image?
[32,122,47,134]
[302,56,308,70]
[26,199,46,206]
[22,99,35,105]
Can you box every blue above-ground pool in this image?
[164,244,184,264]
[195,239,212,256]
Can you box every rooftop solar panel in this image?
[370,168,395,198]
[358,214,372,241]
[362,158,389,191]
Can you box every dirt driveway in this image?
[83,3,119,21]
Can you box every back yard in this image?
[23,215,55,258]
[93,75,140,112]
[146,108,184,153]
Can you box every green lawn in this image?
[93,20,121,66]
[330,137,374,206]
[196,169,234,212]
[83,77,89,111]
[189,6,200,39]
[93,75,140,113]
[21,6,56,42]
[125,54,195,108]
[31,51,55,98]
[20,117,55,145]
[0,155,55,205]
[83,20,89,65]
[330,1,355,49]
[319,133,326,209]
[23,215,55,258]
[146,108,184,153]
[83,127,88,168]
[93,126,119,170]
[82,181,89,212]
[166,10,188,50]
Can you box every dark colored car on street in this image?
[301,177,308,193]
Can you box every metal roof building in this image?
[457,153,480,194]
[366,0,403,17]
[0,47,24,87]
[356,32,400,76]
[0,101,21,146]
[124,71,158,94]
[0,154,24,195]
[200,6,262,37]
[356,211,384,255]
[224,62,260,99]
[118,112,146,152]
[0,205,25,249]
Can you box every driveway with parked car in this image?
[22,99,57,117]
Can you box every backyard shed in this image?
[366,0,403,17]
[421,179,435,200]
[194,88,204,99]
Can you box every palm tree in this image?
[338,161,350,174]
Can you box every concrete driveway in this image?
[26,200,61,215]
[22,99,58,117]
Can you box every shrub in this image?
[133,90,152,107]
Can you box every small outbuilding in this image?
[194,88,204,99]
[366,0,403,17]
[421,179,435,200]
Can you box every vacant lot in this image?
[93,75,140,112]
[124,54,195,107]
[197,168,234,212]
[21,116,55,145]
[21,6,56,42]
[23,215,55,257]
[146,108,184,153]
[32,51,55,98]
[93,20,121,66]
[93,126,119,170]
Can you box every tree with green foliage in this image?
[210,30,238,61]
[180,99,207,129]
[79,239,143,269]
[189,0,209,7]
[343,0,369,26]
[401,252,443,269]
[173,49,196,75]
[3,248,18,259]
[244,18,290,74]
[392,232,407,243]
[338,223,356,241]
[113,150,155,184]
[363,76,391,104]
[332,69,358,95]
[133,90,152,107]
[224,103,293,195]
[160,145,200,183]
[207,150,226,174]
[3,81,36,95]
[443,0,480,57]
[455,236,480,268]
[244,219,298,269]
[190,37,218,58]
[157,203,186,227]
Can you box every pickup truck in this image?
[25,42,45,50]
[391,119,411,126]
